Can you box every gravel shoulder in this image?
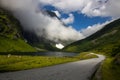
[0,54,105,80]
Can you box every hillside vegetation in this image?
[64,19,120,55]
[0,8,36,52]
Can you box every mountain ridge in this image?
[63,18,120,55]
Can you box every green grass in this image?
[0,52,97,72]
[0,36,37,52]
[101,58,120,80]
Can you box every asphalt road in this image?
[0,54,105,80]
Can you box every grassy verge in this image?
[75,52,98,60]
[0,52,97,72]
[101,57,120,80]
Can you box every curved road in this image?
[0,54,105,80]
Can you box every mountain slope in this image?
[22,10,65,51]
[0,8,36,52]
[64,19,120,55]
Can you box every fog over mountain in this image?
[0,0,85,43]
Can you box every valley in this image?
[0,2,120,80]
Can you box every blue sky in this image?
[43,5,111,31]
[64,12,111,30]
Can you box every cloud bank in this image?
[81,21,111,37]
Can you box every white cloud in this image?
[45,19,85,41]
[103,0,120,18]
[81,20,111,37]
[0,0,84,43]
[39,0,88,12]
[39,0,120,18]
[62,13,74,24]
[53,10,61,18]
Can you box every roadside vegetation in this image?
[93,52,120,80]
[101,57,120,80]
[0,52,97,72]
[97,44,120,80]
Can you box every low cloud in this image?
[62,13,74,24]
[81,20,111,37]
[0,0,84,43]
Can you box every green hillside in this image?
[64,19,120,80]
[64,19,120,55]
[0,8,36,52]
